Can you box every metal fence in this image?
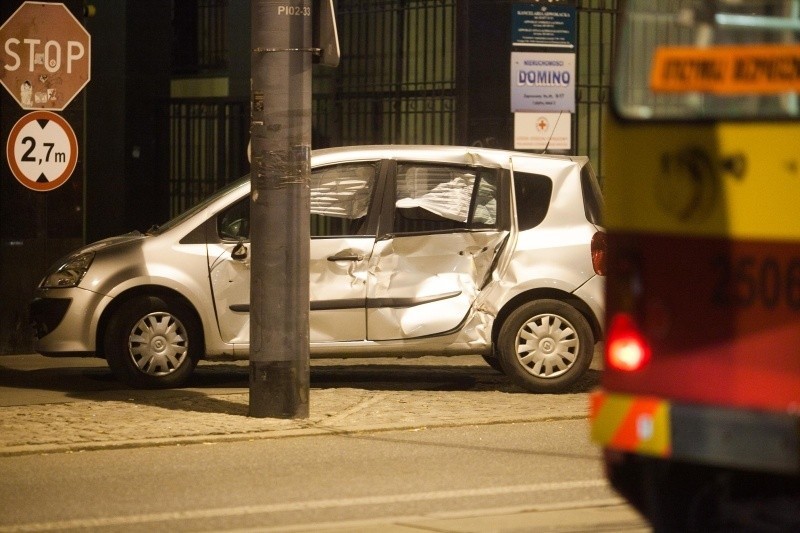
[173,0,229,74]
[313,0,457,147]
[159,98,249,217]
[162,1,616,214]
[196,0,228,71]
[575,0,618,185]
[314,0,617,175]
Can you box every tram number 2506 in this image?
[711,255,800,310]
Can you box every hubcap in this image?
[128,312,189,376]
[515,313,579,379]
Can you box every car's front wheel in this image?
[496,299,593,393]
[481,354,504,373]
[104,295,200,388]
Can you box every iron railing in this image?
[172,0,228,74]
[575,0,618,186]
[163,1,616,213]
[313,0,457,146]
[159,98,249,217]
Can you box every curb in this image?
[0,412,588,457]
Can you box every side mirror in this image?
[231,241,248,261]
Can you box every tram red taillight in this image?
[591,231,607,275]
[606,312,650,372]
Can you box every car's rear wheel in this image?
[497,299,593,393]
[104,295,200,388]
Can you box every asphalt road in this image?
[0,350,650,532]
[0,420,646,532]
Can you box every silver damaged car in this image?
[30,145,605,392]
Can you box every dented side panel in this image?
[366,231,508,340]
[309,237,374,341]
[210,236,375,349]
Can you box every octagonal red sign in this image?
[0,2,91,111]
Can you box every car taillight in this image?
[591,231,607,275]
[606,312,650,372]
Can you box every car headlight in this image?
[40,252,95,288]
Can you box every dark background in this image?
[0,0,616,353]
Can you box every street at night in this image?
[0,352,648,532]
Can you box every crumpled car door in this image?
[367,162,508,340]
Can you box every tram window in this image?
[614,0,800,121]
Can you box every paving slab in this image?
[0,353,602,456]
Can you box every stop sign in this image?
[0,2,91,111]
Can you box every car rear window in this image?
[580,165,604,226]
[513,172,552,231]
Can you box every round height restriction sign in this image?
[6,111,78,192]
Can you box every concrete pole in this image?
[248,0,312,418]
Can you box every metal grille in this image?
[197,0,228,71]
[162,1,616,215]
[575,0,618,186]
[172,0,228,73]
[161,98,249,216]
[313,0,457,146]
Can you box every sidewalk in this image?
[0,354,599,456]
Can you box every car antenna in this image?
[541,111,564,155]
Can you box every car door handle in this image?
[327,251,364,262]
[458,246,489,256]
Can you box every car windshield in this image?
[149,174,250,235]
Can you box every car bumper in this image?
[591,391,800,476]
[30,287,111,355]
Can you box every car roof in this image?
[311,145,589,169]
[169,145,594,238]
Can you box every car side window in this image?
[394,164,499,234]
[215,163,376,241]
[580,165,604,226]
[218,198,250,241]
[310,163,376,237]
[513,172,553,231]
[470,173,498,229]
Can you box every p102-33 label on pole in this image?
[6,111,78,192]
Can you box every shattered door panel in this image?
[207,162,379,348]
[366,231,508,340]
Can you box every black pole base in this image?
[248,360,310,419]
